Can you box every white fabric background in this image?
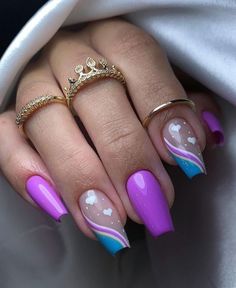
[1,0,236,110]
[1,1,236,287]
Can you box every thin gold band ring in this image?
[142,99,196,128]
[16,95,67,132]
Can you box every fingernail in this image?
[26,175,68,221]
[202,111,224,146]
[126,170,174,237]
[163,118,206,178]
[79,190,130,255]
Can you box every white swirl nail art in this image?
[80,190,130,255]
[163,118,206,178]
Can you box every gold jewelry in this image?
[16,95,67,131]
[64,57,126,108]
[142,99,195,128]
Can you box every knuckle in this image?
[3,151,27,177]
[0,112,11,125]
[100,117,147,164]
[139,78,185,115]
[18,80,51,97]
[0,111,15,132]
[56,146,99,190]
[16,80,56,109]
[113,26,158,57]
[2,153,43,187]
[101,116,137,146]
[144,80,180,102]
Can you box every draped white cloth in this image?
[1,1,236,287]
[1,0,236,111]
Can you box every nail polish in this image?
[163,118,206,178]
[126,170,174,237]
[202,111,224,146]
[80,190,130,255]
[26,175,68,221]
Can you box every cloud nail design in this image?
[85,190,97,205]
[163,118,206,178]
[80,190,130,255]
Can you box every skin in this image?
[0,18,221,239]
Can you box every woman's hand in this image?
[0,18,223,255]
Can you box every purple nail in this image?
[202,111,224,146]
[126,170,174,237]
[26,175,68,221]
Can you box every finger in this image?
[0,110,68,220]
[88,19,207,179]
[16,57,130,255]
[47,31,174,237]
[172,67,224,147]
[188,92,224,148]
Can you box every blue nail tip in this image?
[95,233,129,255]
[173,155,206,179]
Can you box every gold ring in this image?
[16,95,67,132]
[142,99,195,128]
[64,57,126,109]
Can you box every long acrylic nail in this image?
[26,175,68,221]
[163,118,206,178]
[202,111,224,146]
[80,190,130,255]
[126,170,174,237]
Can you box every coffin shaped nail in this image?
[127,170,174,237]
[80,190,130,255]
[202,111,224,146]
[26,175,68,221]
[163,118,206,178]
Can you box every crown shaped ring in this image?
[64,57,126,108]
